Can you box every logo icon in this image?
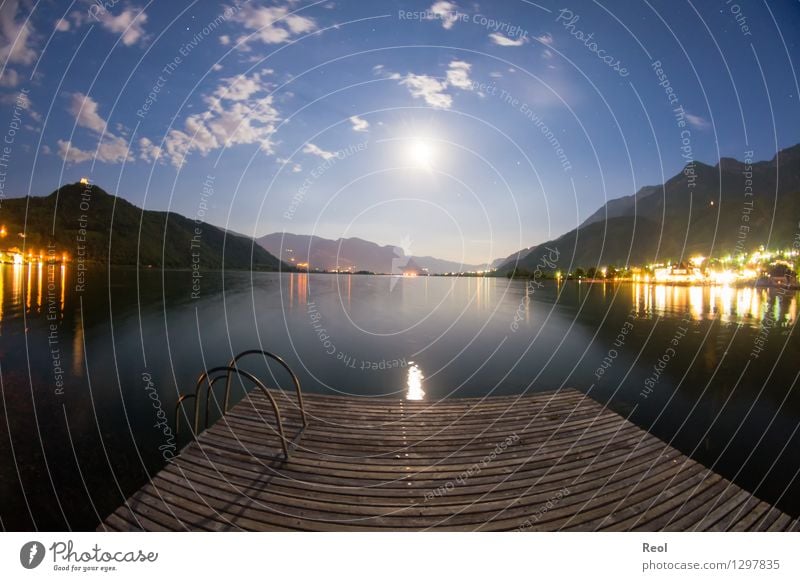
[390,235,414,291]
[20,541,45,569]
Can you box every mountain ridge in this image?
[258,232,492,274]
[0,183,285,270]
[501,144,800,273]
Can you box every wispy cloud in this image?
[349,115,369,132]
[445,60,473,90]
[68,93,108,133]
[303,142,336,160]
[489,32,527,47]
[0,0,38,86]
[400,74,452,109]
[157,72,281,167]
[59,92,133,164]
[230,4,317,48]
[685,112,710,130]
[429,1,460,30]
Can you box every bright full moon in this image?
[407,139,435,170]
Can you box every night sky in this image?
[1,0,799,262]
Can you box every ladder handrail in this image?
[176,365,291,458]
[175,393,196,436]
[204,374,228,430]
[225,350,307,427]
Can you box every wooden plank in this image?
[100,389,796,531]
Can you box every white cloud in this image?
[489,32,527,47]
[55,18,70,32]
[685,112,710,130]
[349,115,369,132]
[230,4,316,48]
[302,143,336,160]
[429,1,460,30]
[68,93,108,133]
[94,6,149,46]
[400,73,452,109]
[138,136,162,163]
[58,134,132,164]
[277,157,302,172]
[213,71,269,101]
[0,67,20,87]
[535,33,553,45]
[155,72,281,167]
[59,91,133,164]
[445,60,472,90]
[211,63,223,72]
[0,0,38,65]
[219,34,230,45]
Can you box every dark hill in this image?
[503,144,800,273]
[0,182,284,270]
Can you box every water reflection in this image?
[287,272,309,308]
[631,282,797,327]
[0,261,69,325]
[405,361,425,400]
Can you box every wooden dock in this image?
[100,388,798,531]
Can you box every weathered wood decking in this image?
[100,389,798,531]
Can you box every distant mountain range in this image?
[0,183,284,270]
[500,144,800,273]
[10,142,799,277]
[258,232,491,274]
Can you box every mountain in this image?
[491,246,537,269]
[0,182,284,270]
[258,232,490,274]
[501,145,800,272]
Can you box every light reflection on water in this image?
[405,361,425,401]
[628,282,797,326]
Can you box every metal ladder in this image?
[175,350,307,458]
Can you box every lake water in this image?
[1,265,799,530]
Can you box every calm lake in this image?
[1,266,799,530]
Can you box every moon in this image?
[407,139,435,170]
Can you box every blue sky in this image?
[1,0,799,262]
